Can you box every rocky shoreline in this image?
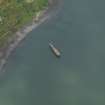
[0,0,60,72]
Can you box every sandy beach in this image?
[0,0,61,72]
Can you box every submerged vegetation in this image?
[0,0,48,47]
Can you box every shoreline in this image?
[0,0,61,72]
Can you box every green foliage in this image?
[0,0,48,47]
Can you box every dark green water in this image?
[0,0,105,105]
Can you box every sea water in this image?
[0,0,105,105]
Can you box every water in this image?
[0,0,105,105]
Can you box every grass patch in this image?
[0,0,48,47]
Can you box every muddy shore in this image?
[0,0,61,72]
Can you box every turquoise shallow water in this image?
[0,0,105,105]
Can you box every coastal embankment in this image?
[0,0,62,72]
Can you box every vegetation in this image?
[0,0,48,47]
